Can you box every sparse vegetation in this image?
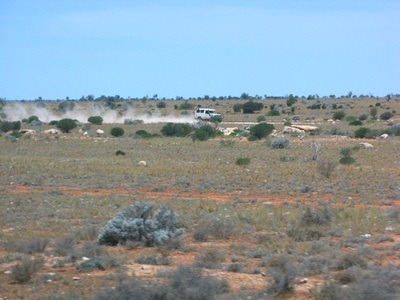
[0,96,399,299]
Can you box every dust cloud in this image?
[2,102,195,124]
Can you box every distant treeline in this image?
[1,92,399,102]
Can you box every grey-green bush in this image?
[98,201,184,247]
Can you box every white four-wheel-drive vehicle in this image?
[194,108,223,121]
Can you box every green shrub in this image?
[193,125,220,141]
[161,123,193,137]
[110,127,124,137]
[49,120,58,125]
[56,118,77,133]
[242,101,263,113]
[10,130,22,138]
[156,101,167,108]
[235,157,251,166]
[333,111,346,120]
[380,111,394,120]
[115,150,125,156]
[339,157,356,165]
[345,115,357,122]
[88,116,103,125]
[267,109,280,116]
[359,114,368,121]
[340,147,352,157]
[134,129,155,139]
[354,127,372,138]
[178,101,194,110]
[28,115,39,123]
[349,120,363,126]
[233,103,243,113]
[249,123,275,140]
[0,120,21,132]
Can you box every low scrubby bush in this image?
[87,116,103,125]
[0,120,21,132]
[349,120,363,126]
[257,115,266,122]
[76,256,120,272]
[134,129,157,139]
[135,254,170,265]
[156,101,167,108]
[267,109,280,116]
[57,118,77,133]
[333,111,346,120]
[339,156,356,165]
[317,160,337,178]
[12,256,44,283]
[98,201,184,247]
[265,255,298,296]
[194,248,226,269]
[4,238,49,254]
[380,111,394,120]
[193,124,220,141]
[235,157,251,166]
[271,138,289,149]
[161,122,193,137]
[249,123,275,140]
[110,127,124,137]
[354,127,372,138]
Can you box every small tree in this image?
[242,101,263,114]
[110,127,124,137]
[57,118,77,133]
[87,116,103,125]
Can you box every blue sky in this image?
[1,0,399,100]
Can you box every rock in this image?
[282,126,303,134]
[138,161,147,166]
[73,277,80,281]
[82,257,90,261]
[4,270,12,274]
[44,128,60,134]
[362,233,371,238]
[20,129,36,135]
[78,129,83,134]
[290,125,319,132]
[96,129,104,135]
[380,133,388,139]
[359,142,374,148]
[298,278,308,284]
[385,226,394,231]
